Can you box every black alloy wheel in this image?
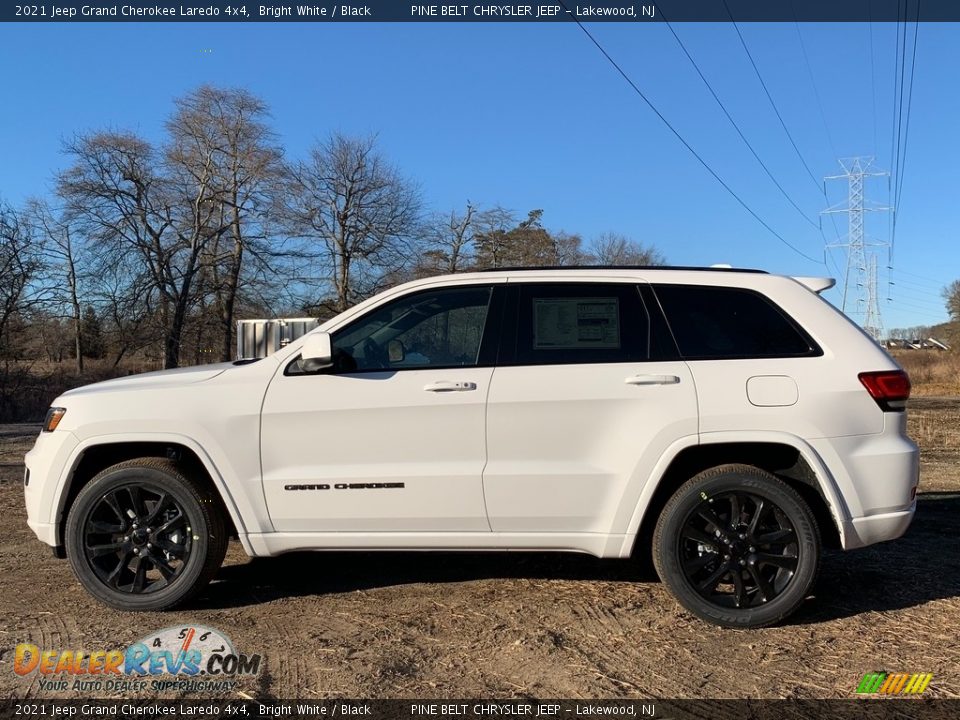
[82,483,193,594]
[653,464,820,628]
[678,490,799,609]
[66,458,228,611]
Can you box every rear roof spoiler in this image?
[792,276,836,294]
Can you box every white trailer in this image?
[236,318,319,360]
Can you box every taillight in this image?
[858,370,911,411]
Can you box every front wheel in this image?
[653,464,820,628]
[65,458,228,611]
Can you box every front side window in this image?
[331,286,493,372]
[653,284,818,359]
[511,283,649,365]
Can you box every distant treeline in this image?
[0,84,663,378]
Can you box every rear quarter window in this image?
[652,284,819,360]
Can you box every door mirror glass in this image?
[300,332,334,372]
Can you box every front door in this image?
[260,282,503,532]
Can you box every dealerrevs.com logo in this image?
[14,625,261,693]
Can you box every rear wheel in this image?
[653,464,820,628]
[65,458,228,611]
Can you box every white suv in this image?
[23,267,918,627]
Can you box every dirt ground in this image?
[1,399,958,700]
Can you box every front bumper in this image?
[23,429,79,548]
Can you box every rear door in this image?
[483,281,699,534]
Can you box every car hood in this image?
[61,362,236,397]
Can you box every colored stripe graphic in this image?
[857,673,886,693]
[912,674,933,694]
[857,672,932,694]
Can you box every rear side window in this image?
[510,283,649,365]
[653,284,818,360]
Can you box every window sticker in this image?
[533,297,620,349]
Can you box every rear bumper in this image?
[809,413,919,550]
[841,504,916,550]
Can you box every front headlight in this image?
[42,407,67,432]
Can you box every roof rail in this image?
[476,265,768,274]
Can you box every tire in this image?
[653,464,820,628]
[65,458,228,611]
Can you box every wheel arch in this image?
[52,435,250,556]
[623,435,846,558]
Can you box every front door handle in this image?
[625,374,681,386]
[423,381,478,392]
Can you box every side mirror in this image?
[300,332,334,372]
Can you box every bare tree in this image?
[93,257,156,367]
[59,130,220,368]
[26,200,89,372]
[474,209,587,269]
[287,133,421,313]
[168,86,285,361]
[416,203,527,277]
[417,203,479,276]
[588,232,665,266]
[0,202,42,356]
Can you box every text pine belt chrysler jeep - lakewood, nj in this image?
[23,267,919,628]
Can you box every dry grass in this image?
[892,350,960,396]
[0,358,163,423]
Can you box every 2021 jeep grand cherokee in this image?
[24,267,919,627]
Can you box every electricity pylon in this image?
[822,157,891,340]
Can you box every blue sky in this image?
[0,20,955,330]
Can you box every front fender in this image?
[49,432,262,555]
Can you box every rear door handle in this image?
[423,381,478,392]
[625,374,681,386]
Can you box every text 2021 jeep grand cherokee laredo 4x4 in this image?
[24,267,918,627]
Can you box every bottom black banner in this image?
[2,700,958,720]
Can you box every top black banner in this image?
[0,0,941,24]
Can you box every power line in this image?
[723,0,822,192]
[825,247,845,280]
[887,5,904,250]
[888,275,946,293]
[890,267,950,285]
[889,4,904,182]
[889,290,945,308]
[663,18,821,231]
[885,2,921,284]
[894,1,921,215]
[789,13,847,249]
[868,6,878,156]
[792,16,838,161]
[892,7,909,208]
[734,6,846,254]
[560,9,823,265]
[884,300,946,320]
